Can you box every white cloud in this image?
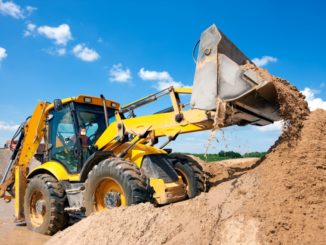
[138,68,186,90]
[301,87,326,111]
[109,64,132,83]
[0,0,24,19]
[156,80,184,91]
[0,47,7,61]
[0,1,35,19]
[0,121,19,131]
[252,56,277,67]
[24,23,37,37]
[57,48,66,56]
[44,47,66,56]
[37,24,72,46]
[72,44,99,62]
[25,5,36,15]
[139,68,172,81]
[255,120,283,132]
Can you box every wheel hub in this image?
[94,177,126,212]
[104,192,121,208]
[35,200,46,215]
[30,190,46,227]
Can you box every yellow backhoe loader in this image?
[0,24,280,235]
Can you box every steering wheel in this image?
[88,132,97,144]
[57,132,75,152]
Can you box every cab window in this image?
[75,103,116,163]
[49,105,79,173]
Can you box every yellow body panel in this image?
[45,95,120,112]
[96,109,214,150]
[15,166,26,220]
[28,161,80,182]
[150,177,186,205]
[122,142,166,167]
[173,87,192,94]
[17,101,49,168]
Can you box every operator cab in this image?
[46,96,119,174]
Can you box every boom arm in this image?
[0,101,48,219]
[95,87,217,151]
[97,24,281,154]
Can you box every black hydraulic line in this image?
[10,128,24,161]
[153,106,174,114]
[159,135,178,149]
[120,87,171,113]
[116,131,150,158]
[116,137,141,158]
[159,138,172,149]
[100,94,109,128]
[0,119,26,185]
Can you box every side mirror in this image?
[53,99,63,111]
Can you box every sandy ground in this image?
[0,199,49,245]
[0,149,49,245]
[0,148,257,245]
[47,157,261,245]
[2,69,325,245]
[47,110,326,245]
[47,71,326,245]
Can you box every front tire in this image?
[170,154,205,198]
[24,174,68,235]
[83,158,148,216]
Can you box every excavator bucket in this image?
[191,24,280,126]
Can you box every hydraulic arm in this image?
[0,101,48,218]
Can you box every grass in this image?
[176,151,266,162]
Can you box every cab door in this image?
[48,103,81,173]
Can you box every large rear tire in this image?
[170,154,205,198]
[83,158,148,216]
[24,174,68,235]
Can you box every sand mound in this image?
[47,158,261,245]
[242,109,326,244]
[47,73,326,245]
[47,109,326,244]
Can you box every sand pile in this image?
[47,110,325,245]
[241,109,326,244]
[47,157,261,245]
[47,72,326,244]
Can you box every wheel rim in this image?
[29,190,46,227]
[94,177,126,212]
[176,168,191,195]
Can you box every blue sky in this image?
[0,0,325,153]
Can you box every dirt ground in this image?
[0,148,257,245]
[47,157,262,245]
[47,110,326,245]
[46,71,326,245]
[0,199,49,245]
[0,149,49,245]
[1,68,325,245]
